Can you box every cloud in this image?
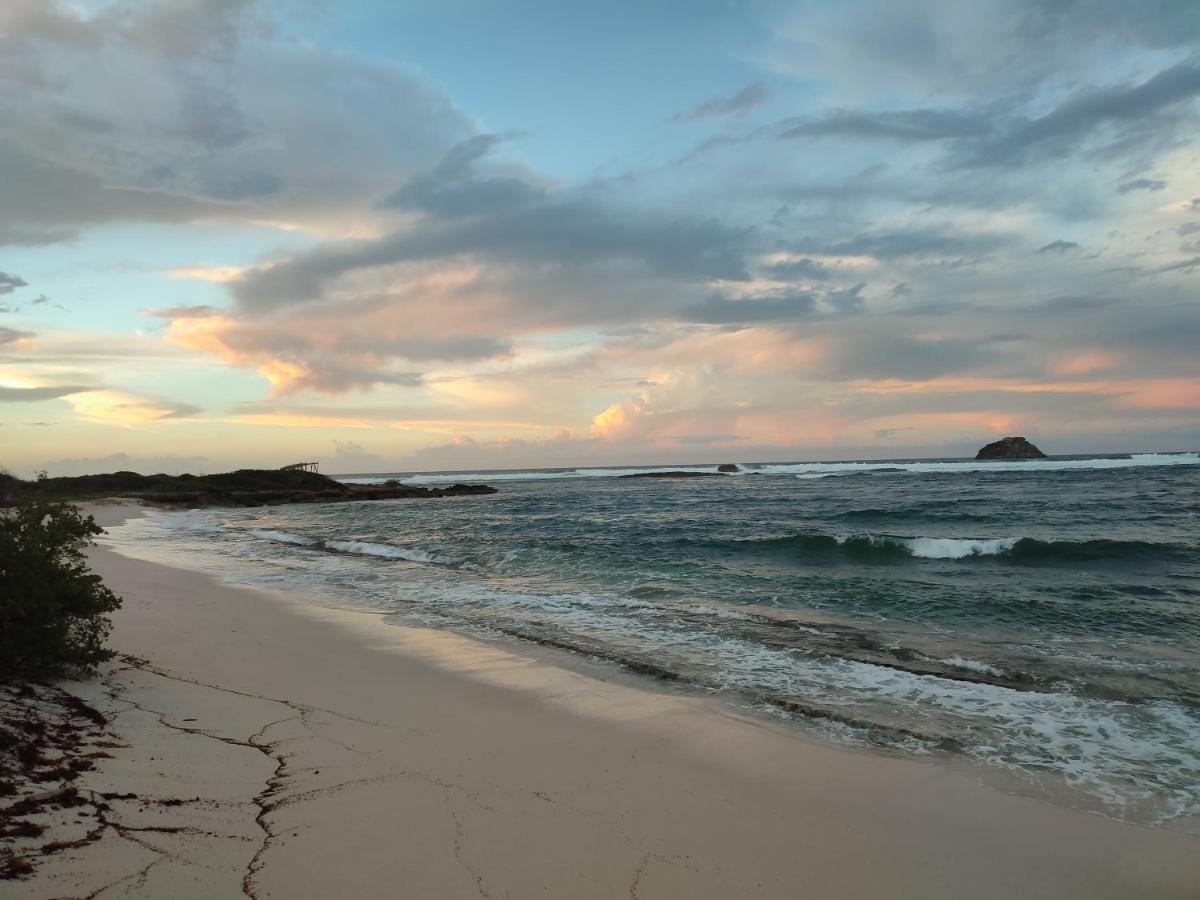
[64,389,202,425]
[0,384,89,402]
[826,333,1004,381]
[151,303,505,394]
[673,83,770,123]
[0,272,28,294]
[143,304,224,319]
[953,63,1200,167]
[766,0,1200,97]
[780,108,988,142]
[680,290,818,324]
[807,228,1012,261]
[0,327,34,345]
[0,146,229,247]
[1157,255,1200,274]
[1038,240,1081,254]
[1117,177,1167,193]
[323,440,389,474]
[827,282,867,314]
[0,0,476,242]
[378,133,546,219]
[763,257,833,281]
[397,426,578,470]
[233,187,754,312]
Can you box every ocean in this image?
[102,452,1200,825]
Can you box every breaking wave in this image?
[703,533,1185,565]
[246,529,462,567]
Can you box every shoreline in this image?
[7,503,1200,898]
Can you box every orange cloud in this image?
[231,410,553,433]
[590,399,643,439]
[1117,378,1200,409]
[1051,349,1121,376]
[65,390,199,426]
[165,265,249,283]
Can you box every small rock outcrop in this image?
[716,463,739,473]
[975,436,1047,460]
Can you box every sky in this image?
[1,0,1199,476]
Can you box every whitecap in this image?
[324,539,463,567]
[941,656,1006,678]
[249,529,317,546]
[903,537,1018,559]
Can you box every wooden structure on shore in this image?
[281,462,320,474]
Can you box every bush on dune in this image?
[0,501,122,678]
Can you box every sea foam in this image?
[903,537,1018,559]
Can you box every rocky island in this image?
[975,436,1047,460]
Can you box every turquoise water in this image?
[104,453,1200,823]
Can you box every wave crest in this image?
[706,533,1182,566]
[246,529,462,567]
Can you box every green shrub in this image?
[0,502,122,678]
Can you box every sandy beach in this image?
[6,503,1198,899]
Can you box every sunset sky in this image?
[2,0,1199,476]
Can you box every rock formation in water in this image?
[975,436,1047,460]
[717,463,740,472]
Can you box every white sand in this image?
[12,503,1200,898]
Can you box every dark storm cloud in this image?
[672,83,770,123]
[1117,177,1167,193]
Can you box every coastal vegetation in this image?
[0,500,121,678]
